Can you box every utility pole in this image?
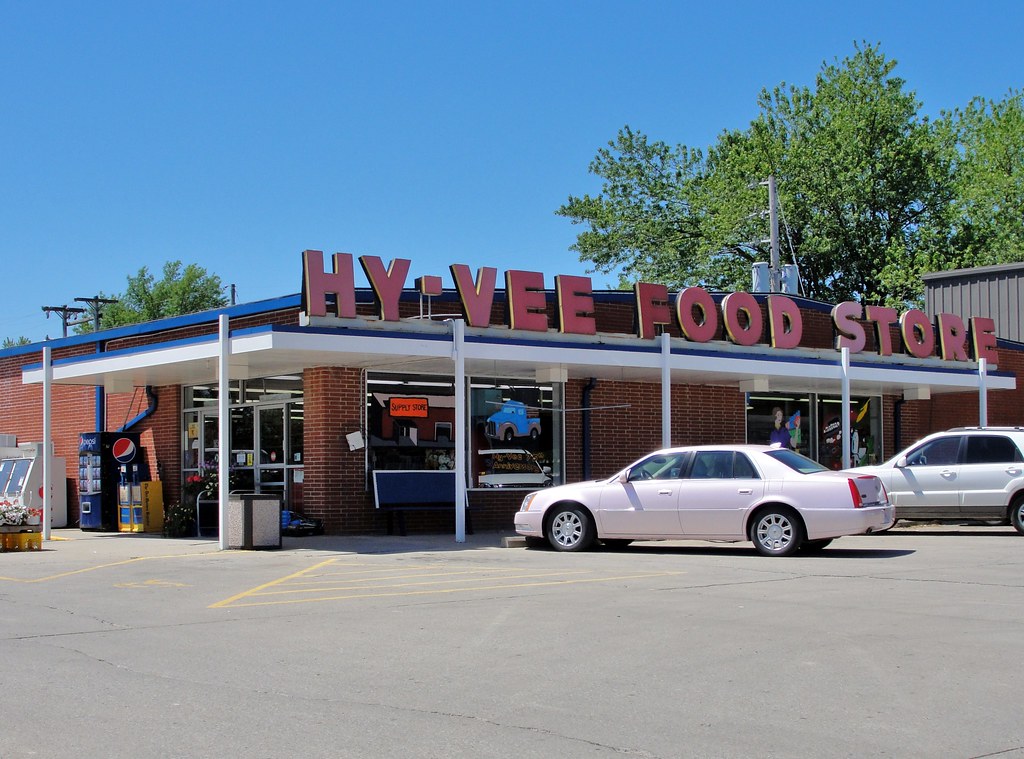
[767,175,781,292]
[72,296,118,332]
[70,295,118,435]
[41,304,86,338]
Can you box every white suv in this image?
[849,427,1024,533]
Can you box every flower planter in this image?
[0,525,43,552]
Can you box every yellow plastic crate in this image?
[16,532,42,551]
[0,530,41,551]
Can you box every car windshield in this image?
[763,448,829,474]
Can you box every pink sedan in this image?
[515,444,894,556]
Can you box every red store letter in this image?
[302,250,357,318]
[555,275,596,335]
[360,256,411,322]
[768,295,803,349]
[635,282,671,339]
[506,270,549,332]
[937,313,969,361]
[900,310,936,359]
[722,292,762,346]
[450,264,497,327]
[865,306,899,356]
[970,316,999,365]
[675,287,717,343]
[832,301,866,353]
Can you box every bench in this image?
[372,470,472,536]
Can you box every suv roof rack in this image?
[947,426,1024,432]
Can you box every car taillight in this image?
[847,478,864,508]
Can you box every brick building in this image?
[2,252,1019,537]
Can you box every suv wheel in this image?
[1011,497,1024,535]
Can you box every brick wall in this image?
[302,366,374,533]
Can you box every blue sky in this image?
[2,1,1021,343]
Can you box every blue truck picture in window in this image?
[485,401,541,442]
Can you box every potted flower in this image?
[165,468,241,539]
[0,499,42,551]
[0,499,28,528]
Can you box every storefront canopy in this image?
[22,318,1015,398]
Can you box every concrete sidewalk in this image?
[6,526,522,561]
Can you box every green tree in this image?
[557,43,953,307]
[75,261,229,332]
[2,336,31,348]
[942,90,1024,269]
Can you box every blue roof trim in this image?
[3,294,301,358]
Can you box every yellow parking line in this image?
[209,557,341,608]
[246,569,602,598]
[0,552,215,583]
[211,562,685,608]
[273,565,592,588]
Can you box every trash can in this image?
[227,494,282,550]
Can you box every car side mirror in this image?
[618,471,630,484]
[542,466,552,475]
[896,456,908,468]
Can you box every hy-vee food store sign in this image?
[301,250,1000,366]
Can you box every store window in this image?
[366,373,563,488]
[817,395,879,469]
[745,393,881,468]
[470,379,560,489]
[367,374,457,471]
[746,395,810,457]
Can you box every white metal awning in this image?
[22,319,1015,397]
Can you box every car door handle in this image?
[737,488,752,494]
[940,469,956,478]
[1006,467,1022,476]
[658,489,673,495]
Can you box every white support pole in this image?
[218,315,230,550]
[979,358,988,427]
[452,319,466,543]
[841,347,851,469]
[661,331,671,448]
[42,346,52,541]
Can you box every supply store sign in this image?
[389,397,429,418]
[301,250,1000,367]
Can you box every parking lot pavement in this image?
[2,525,1024,758]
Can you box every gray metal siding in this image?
[924,264,1024,343]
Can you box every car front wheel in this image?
[751,508,803,557]
[1010,497,1024,535]
[546,506,595,552]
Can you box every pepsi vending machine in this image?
[78,432,142,531]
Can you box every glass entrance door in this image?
[258,405,286,501]
[184,399,303,510]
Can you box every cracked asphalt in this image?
[2,525,1023,758]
